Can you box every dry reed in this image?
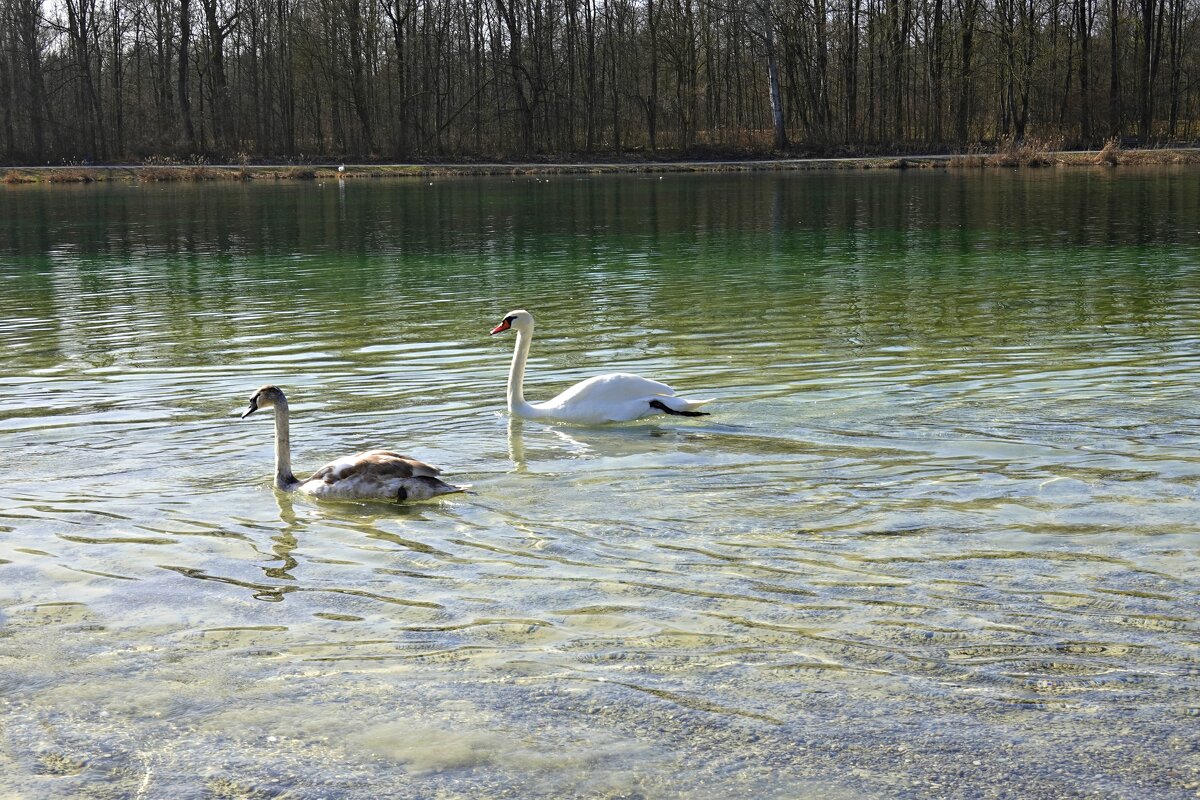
[44,168,100,183]
[1093,138,1121,165]
[1,170,37,184]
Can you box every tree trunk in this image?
[957,0,978,145]
[0,40,14,159]
[1166,0,1182,135]
[762,0,787,149]
[111,0,125,156]
[815,0,830,137]
[584,0,595,151]
[1139,0,1153,138]
[646,0,659,150]
[1077,0,1092,144]
[199,0,236,153]
[931,0,945,143]
[65,0,104,158]
[179,0,197,149]
[346,0,373,152]
[15,0,47,160]
[604,0,620,152]
[496,0,534,153]
[846,0,861,141]
[1109,0,1120,135]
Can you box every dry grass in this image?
[1,170,37,184]
[947,150,988,168]
[1050,143,1200,166]
[878,157,937,169]
[1116,147,1200,165]
[984,136,1057,167]
[940,135,1200,169]
[3,146,1197,188]
[137,155,232,182]
[137,165,230,182]
[1093,138,1121,165]
[44,168,100,183]
[136,166,183,182]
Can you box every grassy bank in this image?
[3,143,1198,185]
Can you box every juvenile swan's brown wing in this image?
[361,450,443,477]
[303,450,463,501]
[307,450,442,484]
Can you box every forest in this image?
[0,0,1197,162]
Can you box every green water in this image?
[1,170,1197,798]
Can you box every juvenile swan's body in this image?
[489,310,713,424]
[240,385,463,502]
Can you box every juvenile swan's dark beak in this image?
[240,398,259,419]
[490,319,511,335]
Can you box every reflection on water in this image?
[0,170,1198,798]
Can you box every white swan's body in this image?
[490,310,712,424]
[240,385,463,502]
[518,372,695,424]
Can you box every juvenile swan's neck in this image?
[272,401,300,491]
[507,329,542,418]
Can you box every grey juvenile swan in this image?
[240,385,463,502]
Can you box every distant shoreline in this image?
[3,147,1198,184]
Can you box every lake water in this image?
[1,169,1197,798]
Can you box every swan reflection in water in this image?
[265,491,303,581]
[260,483,443,591]
[505,413,718,471]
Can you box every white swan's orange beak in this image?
[490,320,511,335]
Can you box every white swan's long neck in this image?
[271,401,300,491]
[507,329,543,418]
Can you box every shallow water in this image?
[0,169,1198,798]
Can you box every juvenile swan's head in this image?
[241,385,287,418]
[490,309,534,335]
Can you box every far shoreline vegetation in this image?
[3,0,1200,174]
[3,140,1199,185]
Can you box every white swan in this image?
[489,309,712,424]
[240,385,463,502]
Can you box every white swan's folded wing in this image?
[545,372,677,407]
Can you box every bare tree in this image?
[1,0,1198,163]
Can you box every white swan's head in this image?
[241,385,287,418]
[490,309,534,335]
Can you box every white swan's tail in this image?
[650,395,714,417]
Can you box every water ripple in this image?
[0,172,1198,797]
